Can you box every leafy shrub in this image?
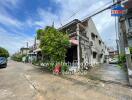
[118,54,126,63]
[11,54,25,62]
[32,60,38,65]
[48,62,56,71]
[61,63,69,72]
[43,62,69,72]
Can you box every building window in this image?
[82,31,86,36]
[100,54,103,58]
[91,33,96,40]
[99,40,101,45]
[128,17,132,27]
[93,52,97,59]
[105,46,107,49]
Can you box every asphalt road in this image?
[0,61,132,100]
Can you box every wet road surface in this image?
[86,64,129,85]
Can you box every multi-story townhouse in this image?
[59,18,108,69]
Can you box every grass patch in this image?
[84,74,101,81]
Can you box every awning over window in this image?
[33,48,41,52]
[28,52,37,55]
[69,39,79,45]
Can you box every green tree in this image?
[118,54,126,63]
[39,26,70,62]
[0,47,9,58]
[36,29,44,40]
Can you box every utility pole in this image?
[34,37,37,49]
[26,42,28,48]
[113,0,120,56]
[26,42,29,55]
[121,19,132,84]
[76,23,80,69]
[118,0,132,85]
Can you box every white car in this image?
[109,58,118,64]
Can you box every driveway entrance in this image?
[85,64,129,85]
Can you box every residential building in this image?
[59,18,108,68]
[31,18,108,68]
[20,47,29,55]
[27,39,42,63]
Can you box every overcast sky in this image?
[0,0,117,54]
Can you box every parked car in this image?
[109,58,118,64]
[0,57,7,68]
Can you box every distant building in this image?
[108,48,118,58]
[27,39,42,63]
[20,47,29,55]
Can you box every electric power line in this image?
[59,0,127,27]
[60,0,113,26]
[82,0,113,20]
[83,0,127,20]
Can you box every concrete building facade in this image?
[85,19,109,65]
